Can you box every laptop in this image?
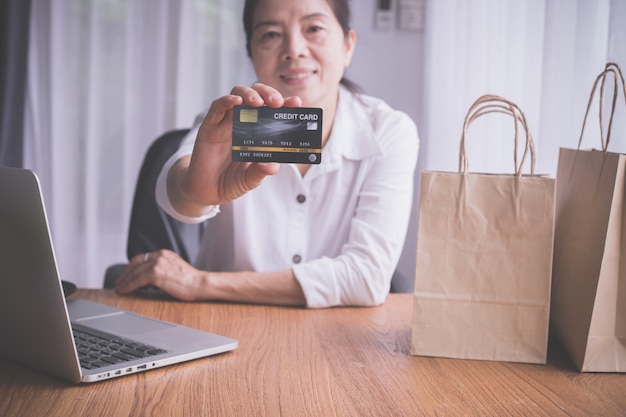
[0,166,238,383]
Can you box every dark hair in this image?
[242,0,362,94]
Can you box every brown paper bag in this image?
[551,62,626,372]
[411,95,556,364]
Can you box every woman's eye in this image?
[307,25,323,34]
[261,31,281,40]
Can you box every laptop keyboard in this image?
[72,325,168,370]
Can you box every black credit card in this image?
[232,105,323,164]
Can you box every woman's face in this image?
[249,0,356,109]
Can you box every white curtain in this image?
[422,0,626,176]
[24,0,253,287]
[24,0,626,288]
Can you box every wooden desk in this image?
[1,291,624,417]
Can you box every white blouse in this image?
[156,87,419,308]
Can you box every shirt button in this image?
[296,194,306,203]
[292,254,302,264]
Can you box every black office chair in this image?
[103,129,204,288]
[103,128,413,293]
[390,269,412,293]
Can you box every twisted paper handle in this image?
[459,94,536,176]
[577,62,626,152]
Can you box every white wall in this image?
[347,2,426,286]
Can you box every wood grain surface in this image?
[0,290,624,417]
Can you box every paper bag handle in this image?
[577,62,626,152]
[459,94,536,176]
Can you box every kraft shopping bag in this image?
[411,95,556,364]
[551,62,626,372]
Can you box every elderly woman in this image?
[116,0,419,308]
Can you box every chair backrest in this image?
[126,128,204,263]
[105,129,202,288]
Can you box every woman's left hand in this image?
[115,249,206,301]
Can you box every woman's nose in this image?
[283,31,309,60]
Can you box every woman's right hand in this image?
[168,83,302,216]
